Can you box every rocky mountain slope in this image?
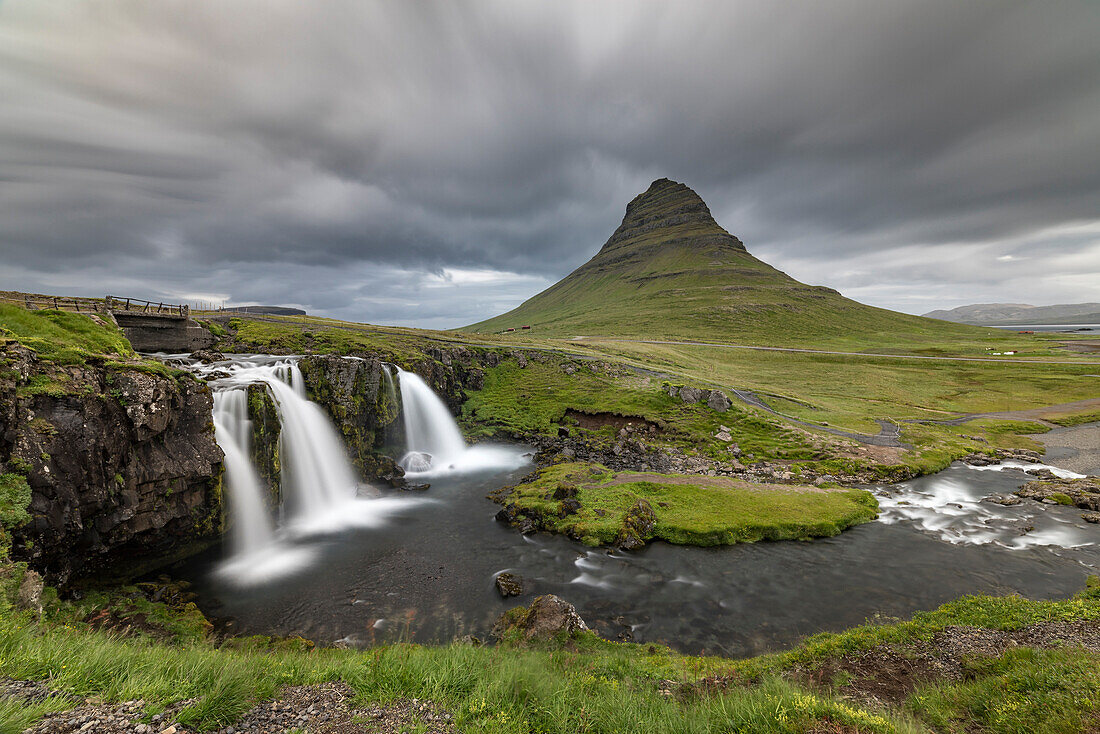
[465,178,987,345]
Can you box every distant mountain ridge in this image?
[464,178,987,346]
[923,303,1100,325]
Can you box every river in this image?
[179,453,1099,657]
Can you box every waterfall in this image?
[185,354,427,585]
[212,390,275,556]
[393,366,529,476]
[262,374,361,520]
[395,367,467,472]
[381,364,398,411]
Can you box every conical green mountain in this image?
[465,178,987,347]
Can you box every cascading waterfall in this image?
[212,390,275,556]
[395,367,467,472]
[262,372,361,521]
[187,355,426,585]
[394,366,529,476]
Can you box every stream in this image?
[180,458,1099,657]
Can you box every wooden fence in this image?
[0,292,189,318]
[105,296,189,318]
[0,292,106,313]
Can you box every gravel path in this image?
[1035,423,1100,475]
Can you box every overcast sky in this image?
[1,1,1098,328]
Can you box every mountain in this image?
[464,178,987,346]
[923,303,1100,326]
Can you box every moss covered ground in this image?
[498,462,878,547]
[0,304,134,364]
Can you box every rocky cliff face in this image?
[296,346,497,480]
[0,344,223,585]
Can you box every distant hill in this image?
[224,306,307,316]
[923,303,1100,325]
[464,178,988,346]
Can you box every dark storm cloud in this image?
[1,0,1097,325]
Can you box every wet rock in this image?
[494,572,524,597]
[616,499,657,550]
[463,368,485,390]
[1082,512,1100,524]
[493,594,590,641]
[188,349,224,364]
[1016,476,1100,511]
[981,493,1022,506]
[400,451,433,473]
[4,344,222,586]
[558,498,582,517]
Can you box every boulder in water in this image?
[400,451,433,473]
[495,572,524,597]
[189,349,225,364]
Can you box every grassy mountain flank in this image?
[464,179,994,348]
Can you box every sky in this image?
[1,1,1098,329]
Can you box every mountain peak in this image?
[595,178,744,261]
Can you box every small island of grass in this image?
[492,462,879,548]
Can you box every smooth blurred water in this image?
[179,461,1099,656]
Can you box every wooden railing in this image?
[105,296,189,318]
[0,292,106,313]
[0,292,189,318]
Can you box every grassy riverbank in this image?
[493,462,878,547]
[2,555,1098,733]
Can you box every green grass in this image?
[461,359,826,463]
[222,316,454,363]
[573,341,1100,434]
[908,648,1100,734]
[3,570,1099,733]
[0,304,134,364]
[0,473,31,530]
[1047,410,1100,427]
[501,462,878,547]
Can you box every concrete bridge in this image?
[104,296,214,352]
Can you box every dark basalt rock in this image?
[494,572,524,598]
[1016,476,1100,511]
[558,498,582,517]
[188,349,224,364]
[982,493,1022,506]
[3,344,223,586]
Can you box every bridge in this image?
[2,292,213,353]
